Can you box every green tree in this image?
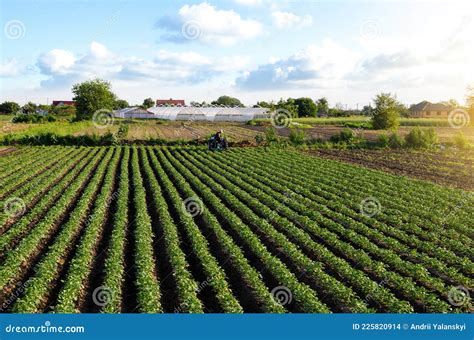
[397,103,409,118]
[275,98,298,117]
[0,101,20,114]
[21,102,37,114]
[294,97,317,117]
[212,95,244,107]
[316,98,329,116]
[143,98,155,108]
[114,99,129,110]
[255,101,274,109]
[72,79,116,120]
[361,105,374,116]
[441,99,460,108]
[371,93,401,130]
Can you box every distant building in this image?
[52,100,76,107]
[113,106,269,122]
[156,98,185,107]
[409,101,451,118]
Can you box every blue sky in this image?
[1,0,473,107]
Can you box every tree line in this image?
[2,78,473,129]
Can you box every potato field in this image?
[0,146,472,313]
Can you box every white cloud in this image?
[237,39,359,89]
[37,49,76,75]
[89,41,112,59]
[0,59,22,77]
[234,0,263,6]
[156,50,211,66]
[156,2,262,46]
[35,43,249,89]
[271,11,312,30]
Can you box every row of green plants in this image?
[261,149,473,237]
[0,147,51,178]
[157,149,330,312]
[0,148,89,227]
[0,149,106,293]
[179,149,407,312]
[232,149,473,279]
[154,149,286,313]
[145,148,244,313]
[174,149,371,313]
[11,114,56,124]
[11,149,116,312]
[1,146,470,312]
[0,149,99,256]
[101,147,130,313]
[257,126,471,150]
[0,147,71,198]
[139,148,204,313]
[183,149,462,312]
[130,147,162,312]
[54,148,122,312]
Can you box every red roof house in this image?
[52,100,76,107]
[156,98,185,106]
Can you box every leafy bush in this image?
[377,134,389,147]
[264,127,278,143]
[404,127,438,148]
[342,121,372,129]
[388,132,405,148]
[11,114,56,123]
[452,132,470,149]
[254,134,264,145]
[289,129,307,145]
[330,129,355,143]
[117,124,129,139]
[371,93,401,130]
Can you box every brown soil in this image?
[307,149,474,191]
[245,125,474,143]
[0,147,17,156]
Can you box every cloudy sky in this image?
[1,0,473,107]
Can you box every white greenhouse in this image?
[113,106,269,122]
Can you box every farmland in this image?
[0,146,472,313]
[2,116,474,145]
[310,148,474,191]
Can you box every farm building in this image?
[156,98,186,106]
[52,100,76,107]
[114,106,269,122]
[409,101,452,118]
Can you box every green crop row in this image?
[101,147,130,313]
[0,149,99,254]
[12,148,116,312]
[130,147,162,313]
[159,148,330,313]
[146,148,243,313]
[0,148,107,292]
[54,147,122,312]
